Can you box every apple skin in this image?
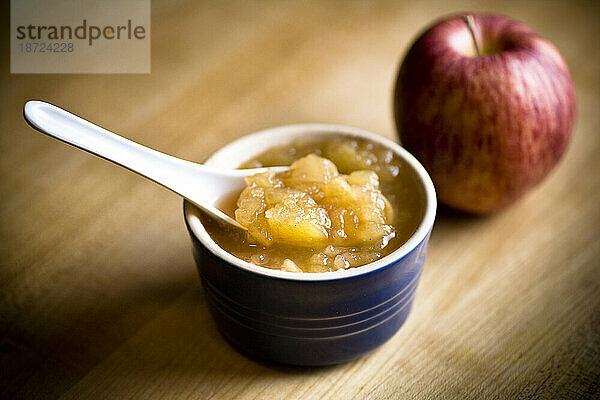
[394,13,576,213]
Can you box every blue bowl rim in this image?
[184,123,436,282]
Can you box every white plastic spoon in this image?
[23,100,288,230]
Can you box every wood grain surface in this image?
[1,0,599,399]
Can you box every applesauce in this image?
[201,137,425,273]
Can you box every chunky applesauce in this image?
[201,137,424,273]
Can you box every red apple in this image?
[394,13,576,213]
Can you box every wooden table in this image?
[2,1,599,398]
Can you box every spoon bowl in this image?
[23,100,288,229]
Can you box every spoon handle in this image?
[23,100,246,227]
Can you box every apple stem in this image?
[463,15,481,56]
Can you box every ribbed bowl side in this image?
[188,222,430,365]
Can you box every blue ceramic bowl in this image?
[184,124,436,366]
